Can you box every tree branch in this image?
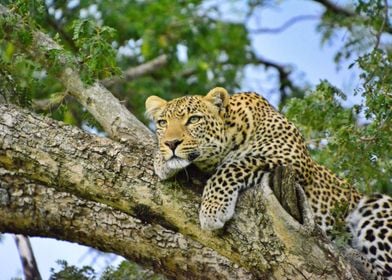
[374,0,389,49]
[0,4,152,145]
[313,0,392,34]
[313,0,355,17]
[31,92,68,112]
[101,54,168,88]
[0,4,366,279]
[251,57,302,104]
[0,169,252,279]
[43,2,77,52]
[0,104,365,279]
[0,104,274,277]
[248,15,319,34]
[13,234,42,280]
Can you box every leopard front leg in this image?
[199,159,267,230]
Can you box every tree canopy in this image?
[1,0,390,195]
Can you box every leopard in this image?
[145,87,392,279]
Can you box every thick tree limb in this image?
[0,105,364,279]
[59,67,153,143]
[0,104,273,277]
[0,4,366,279]
[0,169,251,279]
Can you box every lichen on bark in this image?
[0,5,367,277]
[0,104,365,279]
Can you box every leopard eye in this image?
[157,119,167,127]
[187,115,201,125]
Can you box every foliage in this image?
[330,201,352,246]
[286,0,391,194]
[0,61,32,107]
[101,261,165,280]
[0,0,257,123]
[49,260,163,280]
[71,19,120,83]
[49,260,96,280]
[286,80,391,194]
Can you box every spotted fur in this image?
[145,87,391,279]
[347,194,392,279]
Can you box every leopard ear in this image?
[204,87,229,110]
[145,96,167,120]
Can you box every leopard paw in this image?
[199,197,237,230]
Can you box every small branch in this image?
[180,67,197,78]
[359,136,376,142]
[43,2,77,52]
[374,0,389,49]
[305,136,334,145]
[248,15,319,34]
[252,57,302,104]
[32,92,67,112]
[313,0,355,17]
[0,4,153,145]
[13,234,42,280]
[101,54,168,88]
[14,234,42,280]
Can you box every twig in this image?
[252,57,302,104]
[374,0,389,49]
[287,262,311,280]
[305,137,334,145]
[249,15,319,34]
[43,2,77,52]
[359,136,376,142]
[101,54,168,88]
[32,92,67,112]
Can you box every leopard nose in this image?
[164,139,183,151]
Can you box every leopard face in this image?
[145,88,230,172]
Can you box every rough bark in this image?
[1,169,252,279]
[0,105,364,279]
[0,4,365,279]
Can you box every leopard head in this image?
[145,87,230,171]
